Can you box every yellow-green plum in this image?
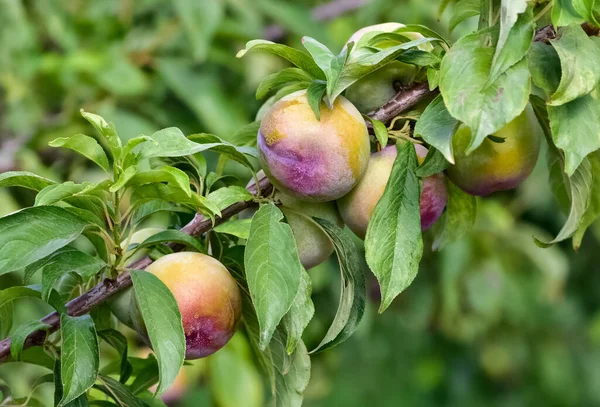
[258,89,370,202]
[108,228,164,329]
[338,144,448,239]
[244,172,344,269]
[447,108,541,196]
[131,252,242,359]
[345,23,431,113]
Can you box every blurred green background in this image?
[1,0,600,406]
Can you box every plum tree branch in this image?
[0,22,594,365]
[0,177,273,363]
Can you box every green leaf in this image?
[573,152,600,248]
[432,179,477,250]
[173,0,224,62]
[548,25,600,106]
[0,206,90,275]
[311,219,366,353]
[281,266,314,355]
[96,375,145,407]
[269,331,311,407]
[414,95,459,164]
[128,355,159,395]
[207,186,254,211]
[49,134,110,172]
[548,89,600,175]
[214,219,253,240]
[256,68,313,100]
[415,147,451,178]
[0,171,56,191]
[439,30,531,154]
[552,0,585,25]
[125,167,192,197]
[134,127,219,160]
[60,314,99,406]
[536,151,593,247]
[301,37,334,78]
[121,136,157,167]
[187,133,258,171]
[450,0,480,32]
[364,116,389,148]
[131,200,192,226]
[489,6,534,85]
[130,270,185,396]
[236,40,325,80]
[129,229,204,254]
[97,329,130,383]
[230,121,261,147]
[244,204,303,349]
[364,142,423,312]
[10,320,51,360]
[529,42,561,97]
[80,110,122,161]
[109,166,137,193]
[130,184,220,218]
[572,0,600,25]
[305,81,327,120]
[35,182,103,206]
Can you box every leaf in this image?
[414,95,459,164]
[281,266,314,354]
[364,117,389,148]
[439,30,531,154]
[0,206,90,275]
[536,151,593,247]
[38,248,106,301]
[128,229,204,254]
[489,6,534,85]
[528,42,562,97]
[214,219,253,240]
[80,110,122,161]
[0,171,56,191]
[49,134,110,172]
[131,200,192,226]
[306,81,327,120]
[450,0,480,32]
[236,40,325,79]
[572,0,600,25]
[364,142,423,312]
[573,152,600,248]
[552,0,585,26]
[10,320,51,360]
[244,204,303,349]
[269,331,311,407]
[207,186,254,211]
[548,89,600,176]
[97,329,130,383]
[548,25,600,106]
[60,314,99,406]
[109,166,137,193]
[173,0,224,62]
[125,167,192,197]
[416,147,451,178]
[432,179,477,250]
[256,68,313,100]
[128,355,159,395]
[311,219,366,353]
[130,270,185,396]
[187,133,258,171]
[301,37,334,78]
[130,184,220,218]
[96,375,145,407]
[230,121,261,147]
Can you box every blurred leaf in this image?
[439,30,530,154]
[433,179,477,250]
[281,266,314,354]
[245,204,302,349]
[128,355,159,395]
[365,142,422,312]
[49,134,110,172]
[450,0,480,32]
[10,320,51,361]
[0,171,56,191]
[415,95,459,164]
[60,314,99,406]
[573,152,600,248]
[236,40,325,79]
[269,330,310,407]
[257,68,313,100]
[131,270,185,396]
[95,50,149,97]
[96,375,145,407]
[311,218,366,353]
[207,186,254,210]
[230,121,261,147]
[173,0,224,61]
[0,206,91,275]
[416,147,450,177]
[489,6,534,85]
[257,0,323,39]
[552,0,585,25]
[214,219,253,240]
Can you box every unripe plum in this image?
[258,89,370,202]
[338,144,448,239]
[446,107,541,196]
[345,23,431,113]
[244,171,344,269]
[131,252,242,359]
